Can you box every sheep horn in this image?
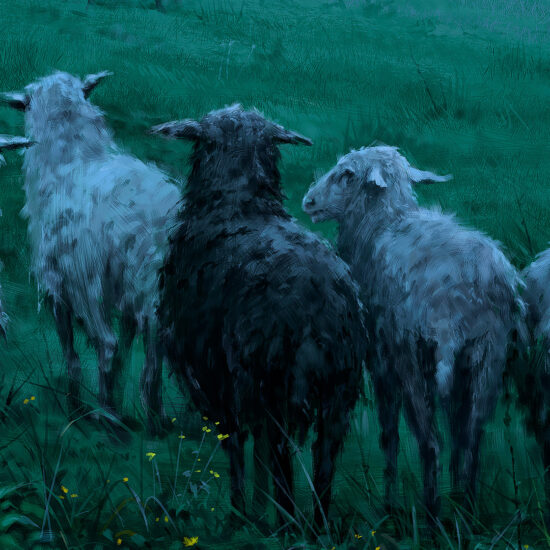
[149,119,204,141]
[82,70,113,98]
[0,92,29,111]
[271,125,313,146]
[409,167,452,184]
[0,135,34,151]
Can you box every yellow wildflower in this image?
[214,472,220,478]
[23,398,29,405]
[164,515,169,523]
[217,434,229,441]
[215,421,220,425]
[30,396,36,401]
[195,470,201,473]
[155,517,159,522]
[183,537,199,547]
[371,530,376,536]
[59,495,64,500]
[179,434,186,439]
[171,417,176,423]
[116,538,122,546]
[70,493,78,498]
[211,507,215,512]
[202,416,208,421]
[354,534,362,539]
[146,452,156,461]
[202,426,211,433]
[61,486,68,494]
[123,477,128,483]
[376,547,381,550]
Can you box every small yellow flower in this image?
[197,458,201,462]
[70,493,78,498]
[61,486,68,494]
[23,398,29,405]
[116,538,122,546]
[217,434,229,441]
[164,515,169,523]
[202,416,208,421]
[210,507,215,512]
[123,477,128,483]
[524,546,529,550]
[209,470,214,474]
[215,421,220,425]
[146,452,156,461]
[214,472,220,478]
[376,547,380,550]
[202,426,211,433]
[30,396,36,401]
[195,470,201,473]
[171,417,176,423]
[178,434,186,439]
[183,536,199,547]
[155,517,159,522]
[354,534,362,539]
[59,495,64,500]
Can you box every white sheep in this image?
[302,145,524,519]
[1,72,181,432]
[0,135,34,336]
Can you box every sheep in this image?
[511,250,550,517]
[0,135,34,336]
[302,145,524,519]
[1,72,181,433]
[150,104,367,526]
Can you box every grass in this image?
[1,0,550,546]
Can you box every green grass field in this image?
[1,0,550,547]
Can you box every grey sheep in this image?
[150,105,366,526]
[0,135,34,336]
[1,72,181,432]
[303,145,524,519]
[512,250,550,517]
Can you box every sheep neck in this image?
[337,192,418,263]
[184,145,290,221]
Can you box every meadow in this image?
[0,0,550,547]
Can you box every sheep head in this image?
[0,70,112,112]
[0,135,33,167]
[149,104,312,148]
[303,145,451,223]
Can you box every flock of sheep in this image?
[0,70,548,528]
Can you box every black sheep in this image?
[150,105,366,527]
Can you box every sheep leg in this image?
[252,422,270,518]
[53,301,83,414]
[372,370,402,511]
[111,313,136,385]
[141,325,166,435]
[266,419,294,527]
[97,337,119,415]
[223,429,247,521]
[403,384,440,523]
[312,403,348,529]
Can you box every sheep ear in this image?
[0,92,29,111]
[82,70,113,98]
[0,135,33,151]
[367,165,387,188]
[409,166,452,184]
[149,119,204,141]
[271,125,313,146]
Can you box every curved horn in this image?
[149,119,204,141]
[0,92,29,111]
[271,124,313,146]
[82,70,113,98]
